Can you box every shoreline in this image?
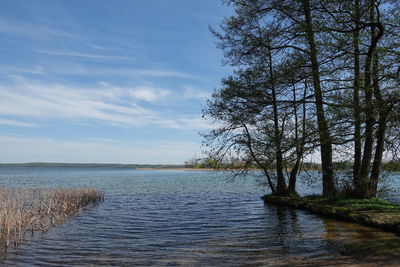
[262,194,400,257]
[262,195,400,234]
[135,167,216,171]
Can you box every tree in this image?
[204,0,400,198]
[301,0,336,196]
[204,1,314,195]
[315,0,400,197]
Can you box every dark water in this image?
[0,167,399,266]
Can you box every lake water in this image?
[0,167,399,266]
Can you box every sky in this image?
[0,0,234,164]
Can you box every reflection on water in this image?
[0,167,399,266]
[322,217,395,243]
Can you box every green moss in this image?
[302,195,400,213]
[286,191,300,198]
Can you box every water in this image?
[0,167,399,266]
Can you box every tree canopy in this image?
[203,0,400,198]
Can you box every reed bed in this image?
[0,187,103,251]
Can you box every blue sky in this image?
[0,0,233,164]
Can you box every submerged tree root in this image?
[0,187,104,251]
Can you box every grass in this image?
[0,187,103,251]
[303,195,400,213]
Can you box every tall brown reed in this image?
[0,187,103,252]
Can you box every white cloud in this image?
[51,65,198,79]
[0,65,45,75]
[182,86,211,99]
[0,77,166,125]
[36,50,134,60]
[177,115,216,131]
[96,82,172,103]
[0,77,211,131]
[128,86,171,102]
[0,119,38,128]
[0,19,78,40]
[0,135,200,164]
[0,64,198,79]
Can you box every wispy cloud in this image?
[97,82,172,102]
[129,86,171,102]
[0,119,38,128]
[0,64,198,79]
[178,115,221,131]
[0,65,45,75]
[0,18,78,40]
[0,77,210,130]
[51,65,198,79]
[0,77,165,125]
[182,86,211,99]
[36,50,134,60]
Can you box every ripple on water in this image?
[1,168,399,266]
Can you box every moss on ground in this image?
[304,196,400,213]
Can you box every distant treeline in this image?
[185,157,322,170]
[0,163,185,169]
[185,157,400,172]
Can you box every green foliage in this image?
[206,0,400,197]
[184,157,221,169]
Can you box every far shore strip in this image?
[135,167,215,171]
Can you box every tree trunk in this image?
[370,50,387,197]
[288,80,307,194]
[267,47,287,195]
[352,0,362,189]
[302,0,336,196]
[370,114,387,197]
[357,0,384,198]
[243,123,276,194]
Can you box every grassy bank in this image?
[0,187,103,251]
[262,195,400,233]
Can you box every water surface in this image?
[0,167,399,266]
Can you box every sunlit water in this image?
[0,167,399,266]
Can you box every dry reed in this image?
[0,187,103,251]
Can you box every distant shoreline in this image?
[0,164,312,172]
[136,167,215,171]
[0,164,220,171]
[0,163,186,169]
